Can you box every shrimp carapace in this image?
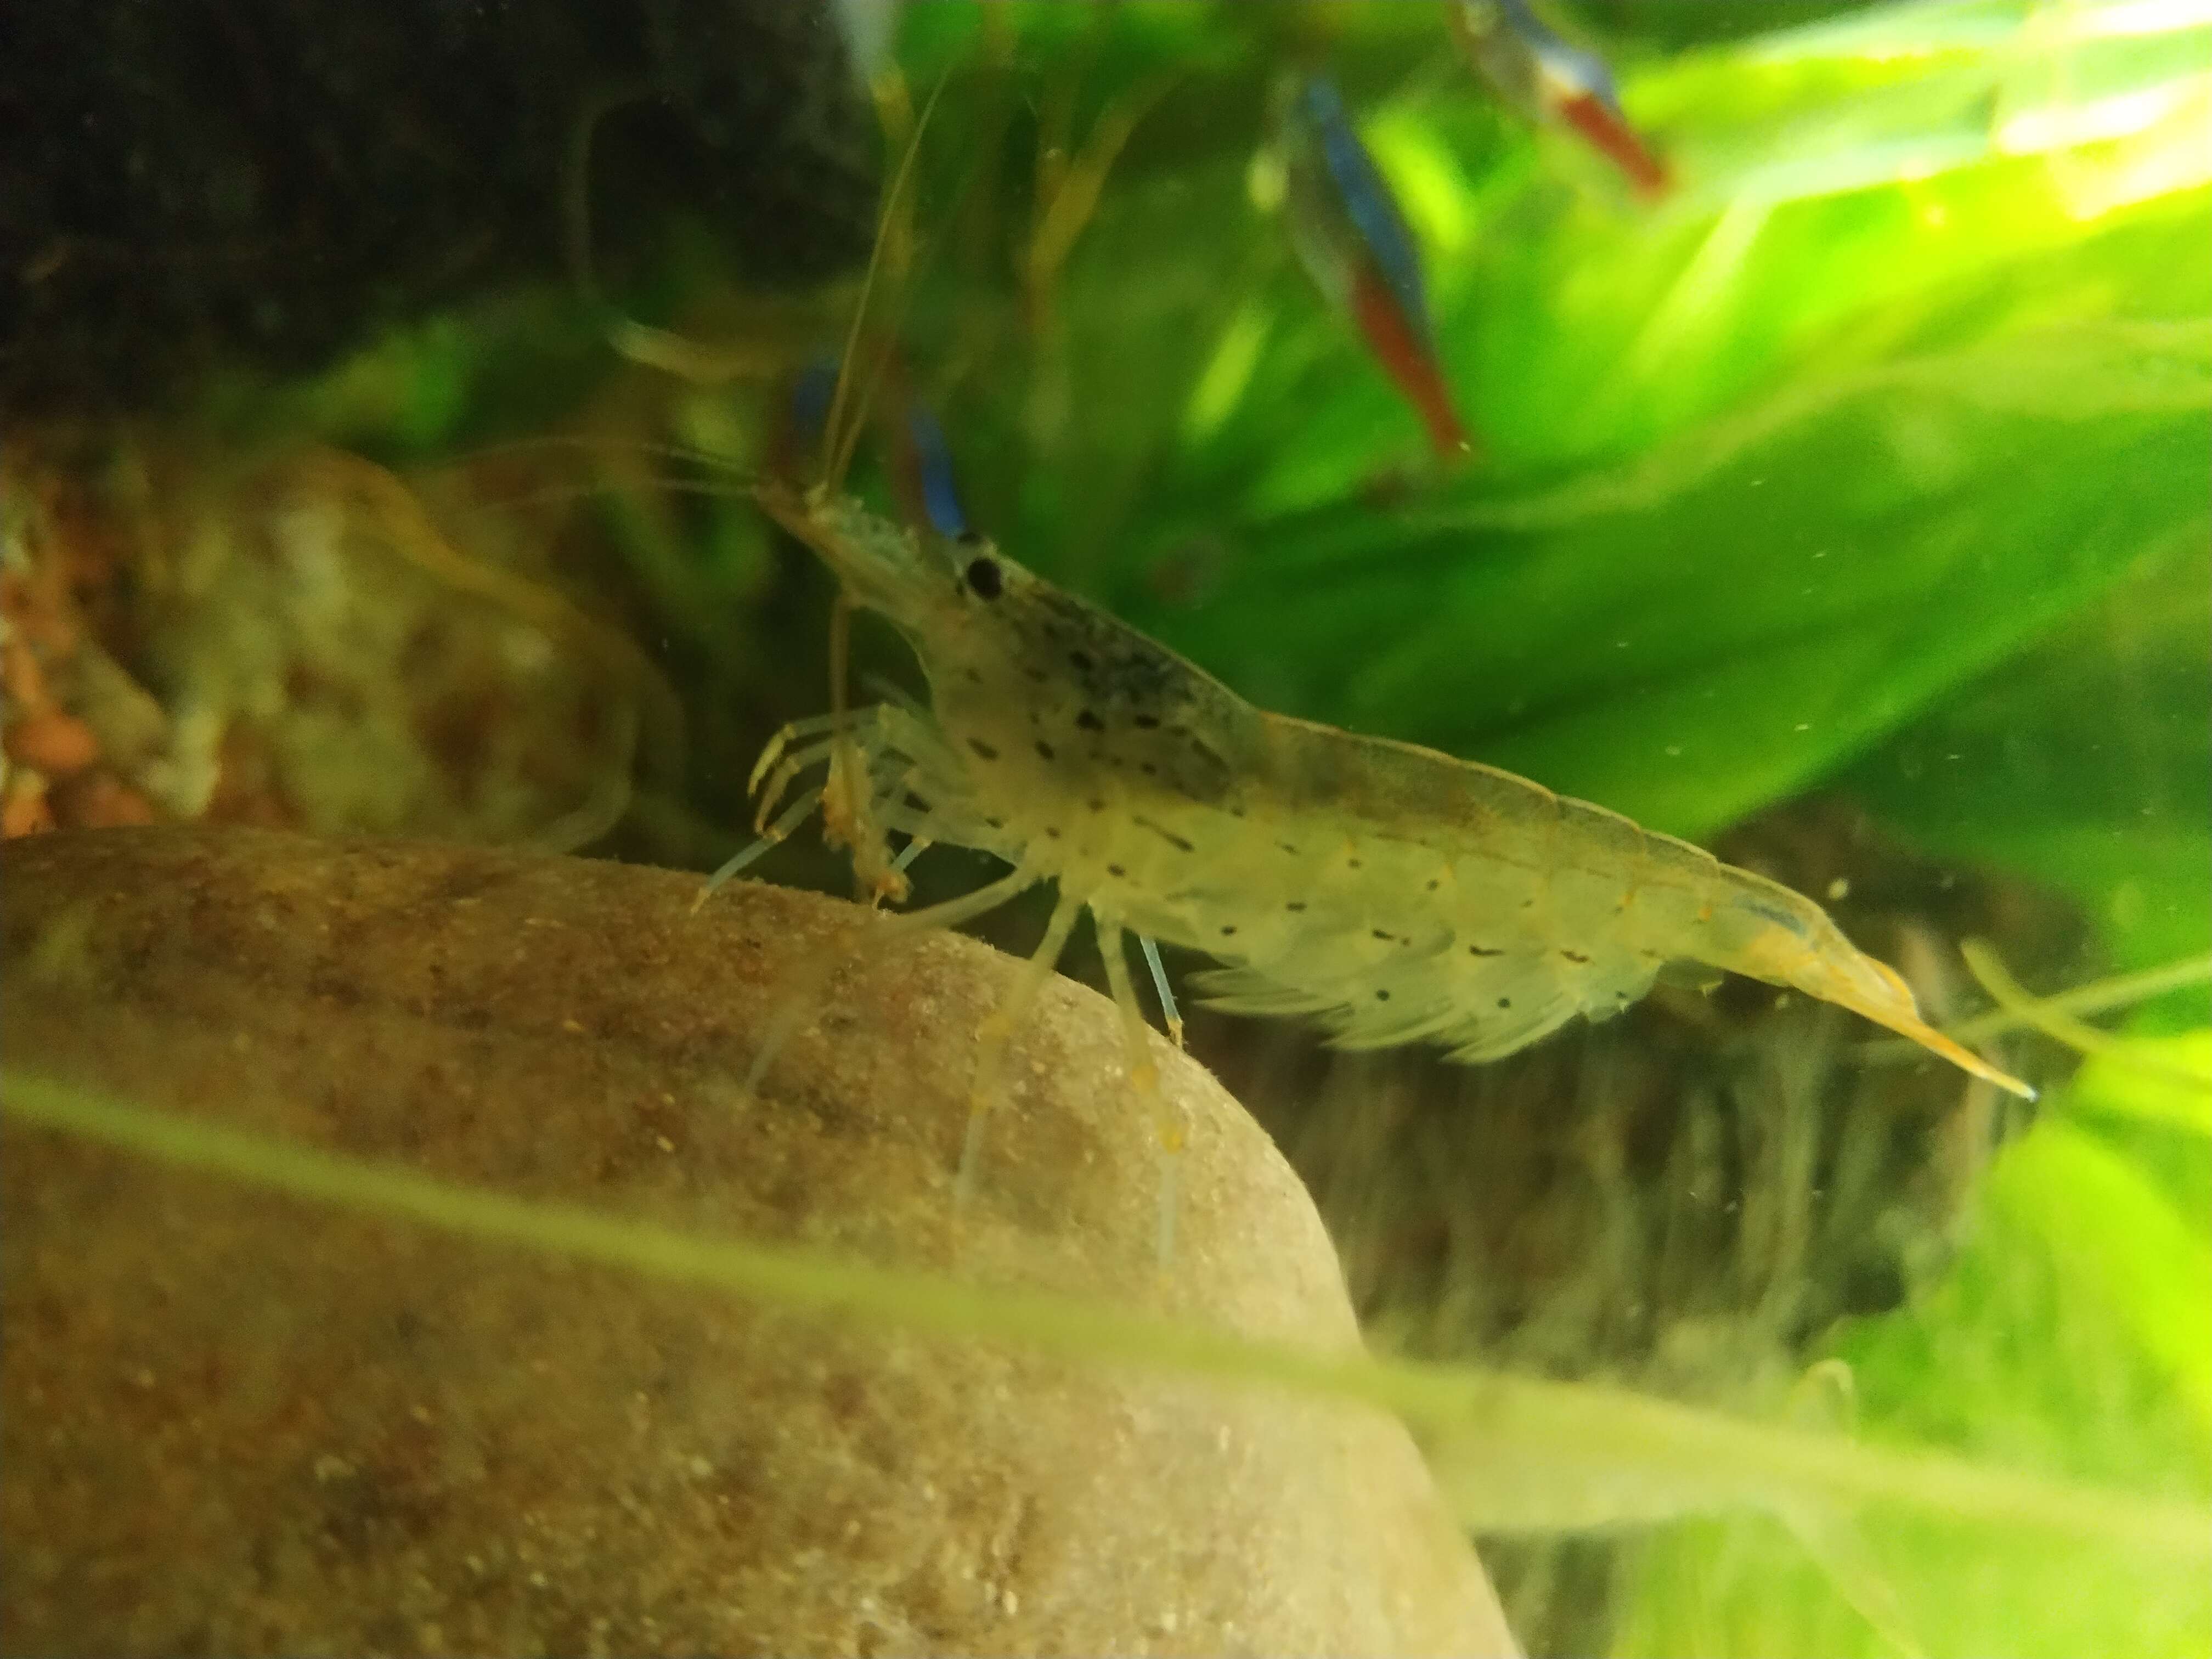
[753,483,2034,1104]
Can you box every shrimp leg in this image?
[816,591,908,902]
[869,762,950,877]
[751,710,909,842]
[1097,916,1188,1269]
[827,720,922,906]
[822,588,871,858]
[956,889,1087,1209]
[742,864,1039,1096]
[716,729,930,918]
[1138,933,1185,1050]
[750,736,842,833]
[748,712,851,795]
[691,784,827,912]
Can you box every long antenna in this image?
[564,80,654,317]
[821,66,952,494]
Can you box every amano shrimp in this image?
[731,483,2033,1258]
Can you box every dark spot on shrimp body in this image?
[1133,815,1194,854]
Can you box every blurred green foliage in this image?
[1849,547,2212,992]
[1615,1039,2212,1658]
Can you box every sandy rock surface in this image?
[3,826,1515,1657]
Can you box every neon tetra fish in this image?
[1451,0,1671,197]
[1279,72,1472,460]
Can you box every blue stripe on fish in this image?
[1296,75,1435,352]
[904,400,969,540]
[791,355,839,433]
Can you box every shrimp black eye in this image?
[964,556,1003,600]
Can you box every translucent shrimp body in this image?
[755,484,2033,1103]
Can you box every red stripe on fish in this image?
[1554,91,1669,198]
[1350,268,1471,460]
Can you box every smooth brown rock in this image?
[2,827,1515,1658]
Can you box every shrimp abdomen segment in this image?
[1170,728,1693,1063]
[1190,931,1638,1064]
[1183,791,1675,1064]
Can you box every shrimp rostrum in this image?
[742,483,2033,1250]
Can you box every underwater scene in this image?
[3,1,2208,1654]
